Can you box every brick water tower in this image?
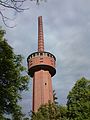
[27,16,56,112]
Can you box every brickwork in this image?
[38,16,44,52]
[32,70,53,112]
[27,16,56,112]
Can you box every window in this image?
[33,53,35,57]
[49,54,52,57]
[40,53,43,56]
[45,83,47,85]
[47,53,49,57]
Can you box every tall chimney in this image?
[38,16,44,52]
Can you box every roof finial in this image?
[38,16,44,52]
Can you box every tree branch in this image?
[0,0,46,27]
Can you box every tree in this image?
[53,89,58,104]
[0,0,45,27]
[59,105,68,120]
[31,90,61,120]
[31,103,69,120]
[0,28,29,119]
[23,118,30,120]
[31,90,68,120]
[31,102,61,120]
[67,77,90,120]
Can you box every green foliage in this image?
[53,89,58,104]
[31,103,69,120]
[31,102,61,120]
[28,77,90,120]
[59,105,68,120]
[31,77,90,120]
[67,77,90,120]
[23,118,30,120]
[0,28,29,119]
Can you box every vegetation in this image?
[0,0,45,27]
[31,103,68,120]
[31,102,60,120]
[67,77,90,120]
[0,28,29,119]
[53,89,58,105]
[31,77,90,120]
[30,90,67,120]
[0,28,90,120]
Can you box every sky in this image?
[1,0,90,116]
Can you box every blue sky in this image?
[1,0,90,115]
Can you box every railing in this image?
[27,51,56,61]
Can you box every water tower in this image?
[27,16,56,112]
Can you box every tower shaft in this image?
[32,70,53,112]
